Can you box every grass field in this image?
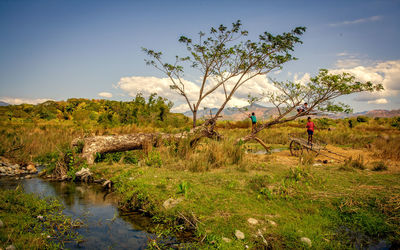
[1,117,399,248]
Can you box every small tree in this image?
[239,69,383,143]
[143,20,306,130]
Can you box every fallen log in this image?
[72,126,221,164]
[72,133,180,164]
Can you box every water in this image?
[0,177,153,249]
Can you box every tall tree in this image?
[143,20,306,130]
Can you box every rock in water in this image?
[247,218,258,225]
[301,237,312,247]
[75,168,93,182]
[235,230,245,240]
[26,164,37,173]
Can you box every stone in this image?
[75,168,93,182]
[235,230,245,240]
[6,245,16,250]
[163,198,183,209]
[247,218,258,225]
[102,180,112,189]
[25,175,32,179]
[222,237,232,243]
[0,218,4,227]
[301,237,312,247]
[27,164,37,173]
[268,220,277,227]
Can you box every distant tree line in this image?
[0,93,189,127]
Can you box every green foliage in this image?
[143,20,306,126]
[177,181,190,197]
[0,188,82,248]
[145,150,163,167]
[123,151,139,164]
[0,94,186,128]
[357,116,369,123]
[390,117,400,129]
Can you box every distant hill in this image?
[183,103,278,121]
[355,109,400,118]
[0,101,9,106]
[328,109,400,119]
[182,106,400,120]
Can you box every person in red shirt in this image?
[306,117,315,146]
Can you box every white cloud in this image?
[293,72,310,85]
[336,52,349,57]
[0,97,53,105]
[368,98,388,104]
[116,74,276,112]
[329,15,382,27]
[329,60,400,103]
[98,92,113,98]
[335,58,362,68]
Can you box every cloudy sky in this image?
[1,0,399,112]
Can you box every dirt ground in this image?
[267,144,400,171]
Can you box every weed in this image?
[177,181,190,197]
[299,152,315,166]
[145,150,163,167]
[248,174,272,192]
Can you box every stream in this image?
[0,176,155,249]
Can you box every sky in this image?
[1,0,400,112]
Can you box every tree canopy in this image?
[143,20,306,128]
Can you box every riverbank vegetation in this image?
[0,188,82,249]
[1,99,400,248]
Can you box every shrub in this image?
[371,161,388,171]
[356,116,368,123]
[145,150,162,167]
[123,151,139,165]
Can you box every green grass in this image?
[1,117,400,248]
[89,159,400,249]
[0,188,82,249]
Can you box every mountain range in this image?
[182,104,400,120]
[0,101,9,106]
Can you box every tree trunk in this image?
[72,133,181,164]
[192,110,197,128]
[72,125,221,165]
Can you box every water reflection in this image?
[0,177,151,249]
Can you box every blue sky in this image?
[1,0,399,112]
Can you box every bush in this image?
[356,116,368,123]
[145,150,162,167]
[371,161,388,171]
[123,151,139,165]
